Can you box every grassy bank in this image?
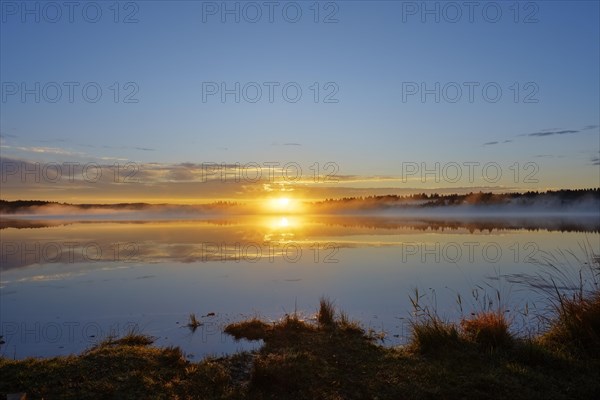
[2,294,599,400]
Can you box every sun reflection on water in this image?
[262,216,305,242]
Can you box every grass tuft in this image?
[410,317,461,353]
[509,244,600,355]
[338,310,364,334]
[408,288,462,353]
[543,291,600,353]
[317,296,336,327]
[460,311,513,349]
[100,329,155,348]
[224,318,270,341]
[187,313,202,332]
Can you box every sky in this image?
[1,0,599,203]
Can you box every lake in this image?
[1,215,598,359]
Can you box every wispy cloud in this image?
[271,142,302,147]
[526,129,579,137]
[0,145,82,156]
[102,145,156,151]
[483,124,598,146]
[38,138,68,144]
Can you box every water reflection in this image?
[1,215,598,271]
[1,215,598,359]
[2,214,599,232]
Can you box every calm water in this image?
[1,215,598,359]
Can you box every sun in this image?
[266,197,302,214]
[269,197,291,212]
[277,198,290,208]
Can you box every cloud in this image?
[592,157,600,166]
[527,129,579,137]
[102,145,156,151]
[38,138,68,144]
[482,139,513,146]
[485,124,598,147]
[271,142,302,146]
[0,145,82,156]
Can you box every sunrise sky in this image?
[1,1,598,203]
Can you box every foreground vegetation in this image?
[2,249,599,399]
[2,293,599,399]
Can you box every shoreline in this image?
[2,296,599,399]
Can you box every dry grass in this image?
[338,310,364,334]
[508,244,600,355]
[0,333,235,399]
[410,317,462,353]
[461,311,513,349]
[3,298,600,399]
[408,288,462,353]
[99,329,155,348]
[543,291,600,353]
[224,318,270,341]
[4,243,600,400]
[317,296,336,327]
[187,313,202,332]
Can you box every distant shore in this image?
[2,189,599,216]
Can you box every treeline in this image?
[0,200,152,214]
[315,189,600,207]
[0,200,240,214]
[1,189,598,214]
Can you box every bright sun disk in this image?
[278,198,290,207]
[265,197,304,214]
